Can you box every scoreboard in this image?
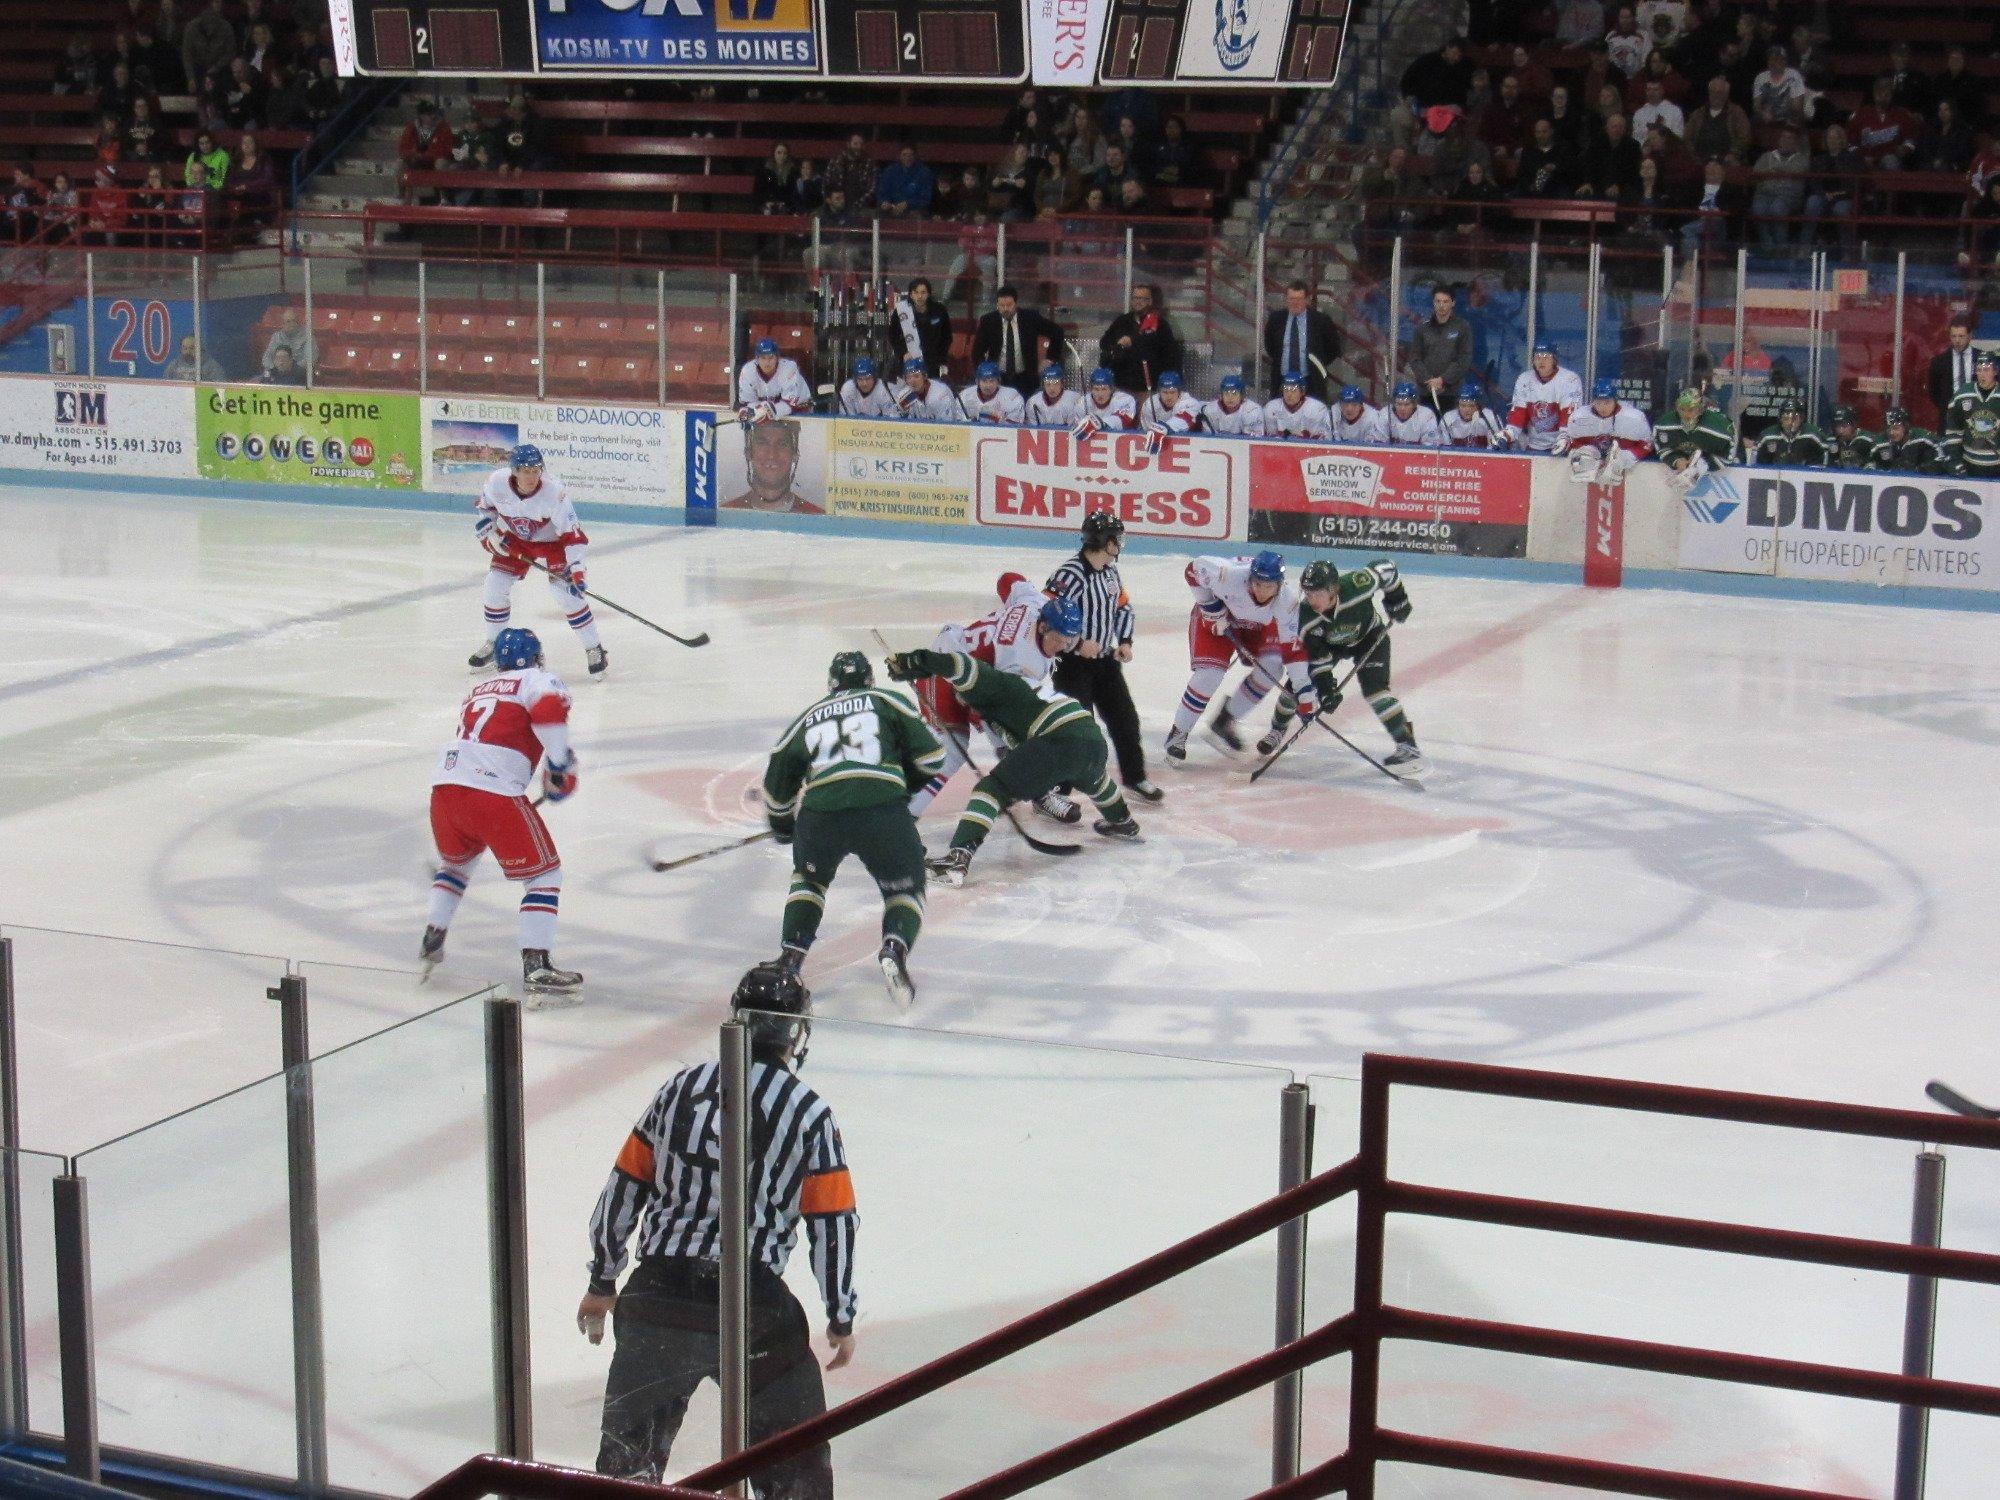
[331,0,1341,83]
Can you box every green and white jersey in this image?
[1945,380,2000,469]
[1826,428,1880,468]
[1751,427,1831,467]
[1655,409,1736,467]
[936,652,1096,746]
[764,687,944,819]
[1298,569,1386,666]
[1871,430,1945,475]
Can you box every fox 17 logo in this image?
[54,389,106,427]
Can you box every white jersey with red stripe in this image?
[1507,365,1585,452]
[959,383,1027,424]
[736,356,814,416]
[1185,557,1305,659]
[434,667,573,797]
[1139,391,1202,434]
[1327,402,1388,445]
[1384,404,1443,446]
[1027,388,1086,428]
[1266,395,1334,440]
[1561,402,1654,458]
[1200,396,1266,436]
[1442,406,1512,448]
[1079,389,1138,431]
[935,574,1061,698]
[478,469,587,565]
[893,377,964,422]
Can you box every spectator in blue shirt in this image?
[876,144,935,219]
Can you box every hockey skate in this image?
[877,935,915,1008]
[1032,789,1081,824]
[1163,728,1189,765]
[1127,778,1164,803]
[418,925,446,982]
[521,948,584,1008]
[1256,726,1288,757]
[1384,742,1427,779]
[1093,816,1142,840]
[1205,710,1244,754]
[468,640,497,669]
[926,847,973,887]
[585,645,608,676]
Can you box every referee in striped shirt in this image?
[579,962,856,1497]
[1045,511,1163,812]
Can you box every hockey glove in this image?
[558,563,587,595]
[1311,669,1344,715]
[1072,413,1102,439]
[1144,426,1165,456]
[476,515,510,560]
[885,649,950,682]
[1199,605,1233,636]
[542,754,580,804]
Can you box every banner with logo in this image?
[1175,0,1290,80]
[196,386,421,489]
[1246,441,1532,556]
[425,397,683,509]
[970,426,1240,539]
[533,0,817,72]
[1030,0,1110,86]
[1678,465,1994,590]
[0,376,196,479]
[716,417,976,524]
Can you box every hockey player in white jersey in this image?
[1384,382,1443,446]
[1074,366,1138,434]
[735,337,813,424]
[1165,551,1316,763]
[1027,364,1086,428]
[1139,370,1202,448]
[893,357,963,421]
[1506,341,1584,453]
[1442,381,1513,448]
[1559,376,1654,483]
[1200,373,1266,435]
[907,572,1082,814]
[468,444,607,677]
[839,356,902,418]
[1265,370,1334,440]
[1328,385,1389,445]
[960,361,1027,424]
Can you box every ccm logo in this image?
[1594,487,1617,556]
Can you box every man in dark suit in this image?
[1097,284,1181,395]
[1928,313,1978,427]
[1262,281,1341,400]
[971,286,1066,399]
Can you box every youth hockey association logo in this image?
[1212,0,1258,70]
[53,387,106,427]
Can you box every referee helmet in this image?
[733,962,812,1065]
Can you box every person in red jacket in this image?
[396,99,456,202]
[1848,75,1922,172]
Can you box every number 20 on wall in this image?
[106,300,174,369]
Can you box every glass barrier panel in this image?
[662,266,736,405]
[1130,219,1221,393]
[16,1149,67,1441]
[1304,1074,1361,1470]
[1730,257,1823,446]
[201,247,294,393]
[1682,238,1743,434]
[1393,237,1524,415]
[1598,238,1677,424]
[294,957,459,1059]
[308,254,424,396]
[1817,254,1900,433]
[421,259,538,400]
[541,262,661,406]
[1900,251,1964,434]
[86,249,201,385]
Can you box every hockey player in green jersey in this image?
[1655,388,1736,491]
[1945,350,2000,478]
[1750,400,1830,467]
[1261,558,1424,777]
[1871,408,1946,475]
[764,651,946,1005]
[1824,405,1878,469]
[886,636,1139,887]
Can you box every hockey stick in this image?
[1245,631,1390,783]
[1248,719,1310,782]
[1227,636,1416,790]
[1926,1081,2000,1119]
[869,629,1080,858]
[520,556,711,648]
[650,828,774,872]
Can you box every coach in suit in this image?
[971,286,1066,398]
[1928,313,1977,425]
[1262,281,1341,400]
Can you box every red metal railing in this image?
[419,1055,2000,1500]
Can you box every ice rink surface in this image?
[5,483,2000,1495]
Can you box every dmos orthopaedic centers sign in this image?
[971,427,1238,539]
[197,387,421,489]
[1679,465,1989,589]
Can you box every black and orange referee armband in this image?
[800,1167,856,1217]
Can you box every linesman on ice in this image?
[580,963,856,1498]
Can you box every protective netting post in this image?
[1895,1149,1946,1500]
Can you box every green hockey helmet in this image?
[828,650,873,692]
[1885,406,1910,430]
[1675,387,1705,414]
[1831,404,1857,429]
[1300,559,1339,594]
[1778,398,1803,416]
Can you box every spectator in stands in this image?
[1605,6,1652,79]
[132,164,170,248]
[823,132,876,212]
[124,98,163,164]
[495,97,549,174]
[1628,48,1687,111]
[182,0,237,104]
[1034,143,1078,217]
[1515,118,1576,197]
[1100,284,1180,394]
[1626,155,1672,237]
[95,116,126,174]
[789,156,822,214]
[972,286,1064,397]
[1642,119,1700,188]
[1751,46,1808,127]
[1544,86,1591,155]
[1113,116,1152,178]
[1852,75,1923,172]
[1555,0,1605,49]
[896,278,953,377]
[876,144,935,218]
[1462,70,1497,132]
[448,139,502,207]
[244,22,285,84]
[1883,41,1931,118]
[1115,178,1150,215]
[1407,285,1473,407]
[262,308,315,380]
[1919,100,1976,177]
[933,164,980,220]
[166,333,223,381]
[1507,46,1555,109]
[1929,315,1978,420]
[106,30,146,91]
[138,12,182,92]
[1581,113,1642,199]
[754,143,799,214]
[1065,112,1108,177]
[1750,125,1809,248]
[1092,143,1142,198]
[4,169,40,246]
[814,185,859,249]
[1401,37,1474,111]
[1263,281,1339,400]
[1481,74,1530,169]
[186,130,230,190]
[1805,122,1862,248]
[176,161,216,247]
[1937,47,1985,133]
[1415,106,1482,189]
[53,35,99,95]
[1715,39,1759,110]
[84,165,128,247]
[229,132,276,228]
[1970,138,2000,211]
[1680,158,1743,253]
[263,346,304,387]
[987,144,1036,221]
[303,56,346,129]
[1152,116,1196,188]
[1001,88,1047,146]
[399,102,456,202]
[1632,77,1685,143]
[945,208,998,305]
[1685,75,1751,165]
[1451,160,1506,232]
[1638,0,1687,48]
[41,174,79,245]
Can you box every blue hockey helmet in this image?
[508,443,543,471]
[1089,365,1115,388]
[903,356,928,376]
[493,627,542,671]
[853,355,877,379]
[1220,373,1246,394]
[1249,550,1285,584]
[1392,381,1419,403]
[1041,362,1066,384]
[1592,376,1618,401]
[1532,340,1558,361]
[754,337,779,357]
[976,360,1001,383]
[1282,368,1307,389]
[1338,385,1365,405]
[1456,380,1483,403]
[1038,595,1085,640]
[1157,370,1183,392]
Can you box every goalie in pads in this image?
[1559,378,1653,484]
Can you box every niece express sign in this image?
[1246,442,1531,557]
[970,427,1242,540]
